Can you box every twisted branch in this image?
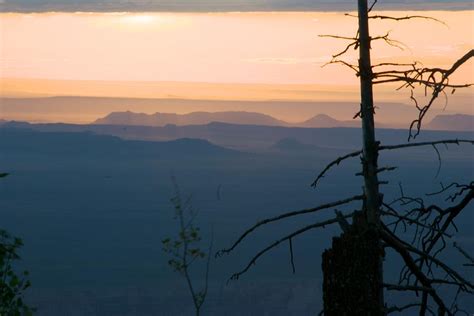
[372,50,474,139]
[228,212,355,281]
[312,140,473,188]
[216,195,363,256]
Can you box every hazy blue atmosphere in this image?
[0,123,472,314]
[1,1,473,313]
[1,0,473,12]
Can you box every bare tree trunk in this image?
[322,1,385,314]
[358,0,381,226]
[357,0,384,311]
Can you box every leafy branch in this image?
[162,180,213,316]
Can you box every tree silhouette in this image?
[0,174,34,315]
[162,179,213,316]
[217,1,473,315]
[0,230,34,316]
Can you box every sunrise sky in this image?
[1,11,473,84]
[0,3,472,122]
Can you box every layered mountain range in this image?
[94,111,472,131]
[94,111,365,128]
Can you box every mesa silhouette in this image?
[94,111,361,128]
[94,111,473,131]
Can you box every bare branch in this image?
[318,32,360,59]
[312,140,472,188]
[319,34,357,41]
[432,144,442,178]
[333,41,359,59]
[289,238,296,274]
[420,292,429,316]
[380,228,453,315]
[372,62,421,68]
[445,182,473,202]
[445,49,474,77]
[386,303,423,314]
[426,182,461,197]
[201,228,214,307]
[383,222,474,293]
[228,212,355,281]
[322,59,359,74]
[216,195,363,256]
[423,188,473,257]
[356,166,397,176]
[383,283,432,292]
[311,150,362,187]
[335,210,351,232]
[381,208,452,239]
[373,77,471,89]
[369,15,447,26]
[378,139,474,151]
[368,0,377,13]
[453,242,474,266]
[343,12,446,25]
[372,50,474,139]
[371,32,407,50]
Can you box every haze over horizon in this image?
[1,10,472,124]
[0,2,473,315]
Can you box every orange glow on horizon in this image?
[0,11,472,85]
[0,11,472,124]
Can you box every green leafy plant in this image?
[0,229,34,316]
[162,181,212,316]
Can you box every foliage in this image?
[161,182,212,316]
[0,229,34,316]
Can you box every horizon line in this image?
[1,4,473,14]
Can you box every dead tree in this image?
[217,1,473,315]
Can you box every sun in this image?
[120,14,157,25]
[101,13,185,30]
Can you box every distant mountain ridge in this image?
[94,111,362,128]
[94,111,474,131]
[4,120,472,153]
[94,111,288,127]
[0,128,237,158]
[427,114,473,131]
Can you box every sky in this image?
[0,0,472,12]
[1,11,473,85]
[0,6,472,123]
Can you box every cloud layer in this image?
[1,0,472,12]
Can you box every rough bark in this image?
[322,215,384,316]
